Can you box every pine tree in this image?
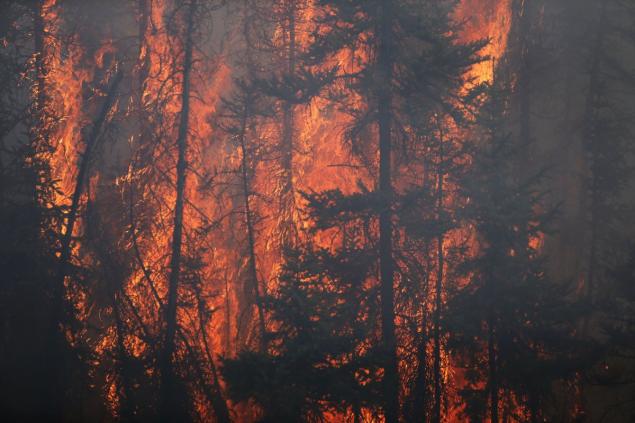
[158,0,198,420]
[258,0,308,249]
[213,0,274,354]
[447,81,585,422]
[604,244,635,421]
[305,1,484,419]
[223,210,382,420]
[0,1,88,418]
[579,0,634,309]
[577,1,635,418]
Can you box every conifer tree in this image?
[579,0,634,308]
[305,1,483,419]
[578,0,635,417]
[447,81,584,422]
[213,0,274,354]
[0,1,91,418]
[223,204,382,420]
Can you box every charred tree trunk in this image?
[353,405,361,423]
[279,0,297,249]
[377,1,398,422]
[137,0,151,139]
[238,99,267,353]
[224,274,232,354]
[433,132,445,423]
[582,0,608,307]
[29,2,68,418]
[129,183,230,422]
[409,292,429,422]
[138,0,150,84]
[237,0,266,353]
[408,245,432,422]
[514,0,536,249]
[159,0,196,419]
[54,68,123,323]
[197,293,232,423]
[47,67,122,420]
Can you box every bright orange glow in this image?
[455,0,512,83]
[40,0,517,420]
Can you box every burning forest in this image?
[1,0,635,421]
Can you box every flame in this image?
[40,0,92,205]
[37,0,515,419]
[455,0,512,83]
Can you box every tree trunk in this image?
[30,0,55,211]
[529,392,539,423]
[30,0,47,221]
[33,0,47,122]
[197,293,232,423]
[48,66,122,421]
[433,131,445,423]
[514,0,535,249]
[137,0,151,142]
[31,2,67,418]
[159,0,196,419]
[409,296,429,422]
[238,0,266,353]
[488,315,499,423]
[113,292,135,422]
[55,68,123,322]
[517,0,532,153]
[138,0,150,88]
[582,0,608,307]
[377,1,398,421]
[238,99,267,353]
[129,184,230,422]
[279,0,297,249]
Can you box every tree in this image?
[447,81,584,422]
[579,0,634,309]
[213,0,274,353]
[307,1,483,419]
[223,213,382,421]
[158,0,198,420]
[262,0,310,249]
[603,244,635,421]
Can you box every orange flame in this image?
[40,0,515,419]
[455,0,512,83]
